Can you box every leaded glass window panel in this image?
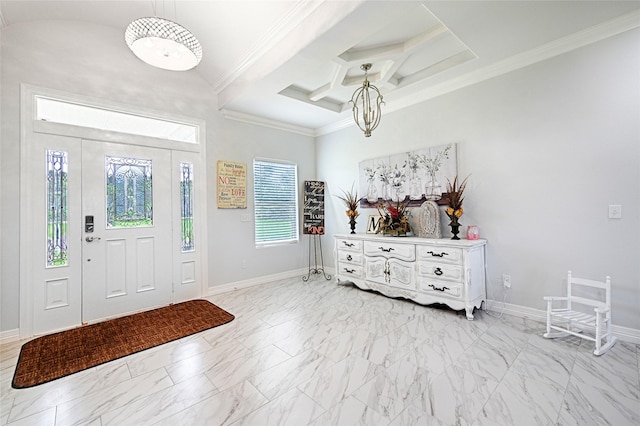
[46,150,68,267]
[106,156,153,228]
[180,162,194,252]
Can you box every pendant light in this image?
[125,2,202,71]
[350,63,384,137]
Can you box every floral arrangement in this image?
[376,163,392,185]
[363,166,377,182]
[376,199,411,236]
[406,152,421,174]
[445,175,469,221]
[389,164,406,196]
[420,144,452,176]
[336,184,363,219]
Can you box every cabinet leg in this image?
[465,306,474,320]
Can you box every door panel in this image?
[81,141,172,323]
[171,151,202,302]
[29,134,82,335]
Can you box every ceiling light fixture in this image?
[350,63,384,137]
[125,9,202,71]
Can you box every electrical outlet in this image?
[241,259,248,269]
[502,274,511,288]
[608,204,622,219]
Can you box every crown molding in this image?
[373,8,640,120]
[316,117,354,137]
[221,109,315,137]
[213,1,325,93]
[223,8,640,138]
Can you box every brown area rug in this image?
[12,299,234,388]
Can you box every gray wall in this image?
[317,28,640,329]
[0,20,313,332]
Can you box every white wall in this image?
[208,115,315,286]
[2,19,637,333]
[317,29,640,329]
[0,20,313,332]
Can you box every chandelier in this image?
[125,16,202,71]
[350,63,384,137]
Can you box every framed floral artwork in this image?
[358,143,457,208]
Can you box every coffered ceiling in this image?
[2,1,639,136]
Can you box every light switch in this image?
[240,213,250,222]
[608,204,622,219]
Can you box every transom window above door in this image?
[36,96,199,144]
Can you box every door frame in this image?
[19,84,208,338]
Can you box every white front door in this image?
[25,132,204,335]
[81,141,173,323]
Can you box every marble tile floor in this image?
[1,276,639,426]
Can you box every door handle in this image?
[85,236,101,243]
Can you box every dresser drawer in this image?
[338,262,363,278]
[416,246,463,264]
[336,239,362,252]
[364,241,415,261]
[416,261,464,282]
[417,278,462,298]
[338,251,363,265]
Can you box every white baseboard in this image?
[0,328,20,344]
[487,299,640,345]
[6,283,634,346]
[207,268,312,296]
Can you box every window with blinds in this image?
[253,159,299,245]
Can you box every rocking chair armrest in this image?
[594,306,610,314]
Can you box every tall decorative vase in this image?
[349,216,357,234]
[391,186,401,202]
[449,216,461,240]
[382,183,391,201]
[366,180,378,203]
[425,172,442,201]
[409,174,422,200]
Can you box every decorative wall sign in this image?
[303,180,325,234]
[359,143,457,208]
[366,215,382,234]
[217,161,247,209]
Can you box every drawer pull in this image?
[343,242,355,247]
[379,246,395,253]
[344,267,355,273]
[429,284,449,292]
[434,267,443,276]
[346,255,353,261]
[427,251,448,257]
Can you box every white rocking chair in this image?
[543,271,617,356]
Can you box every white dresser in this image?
[334,233,487,320]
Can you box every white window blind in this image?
[253,159,299,245]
